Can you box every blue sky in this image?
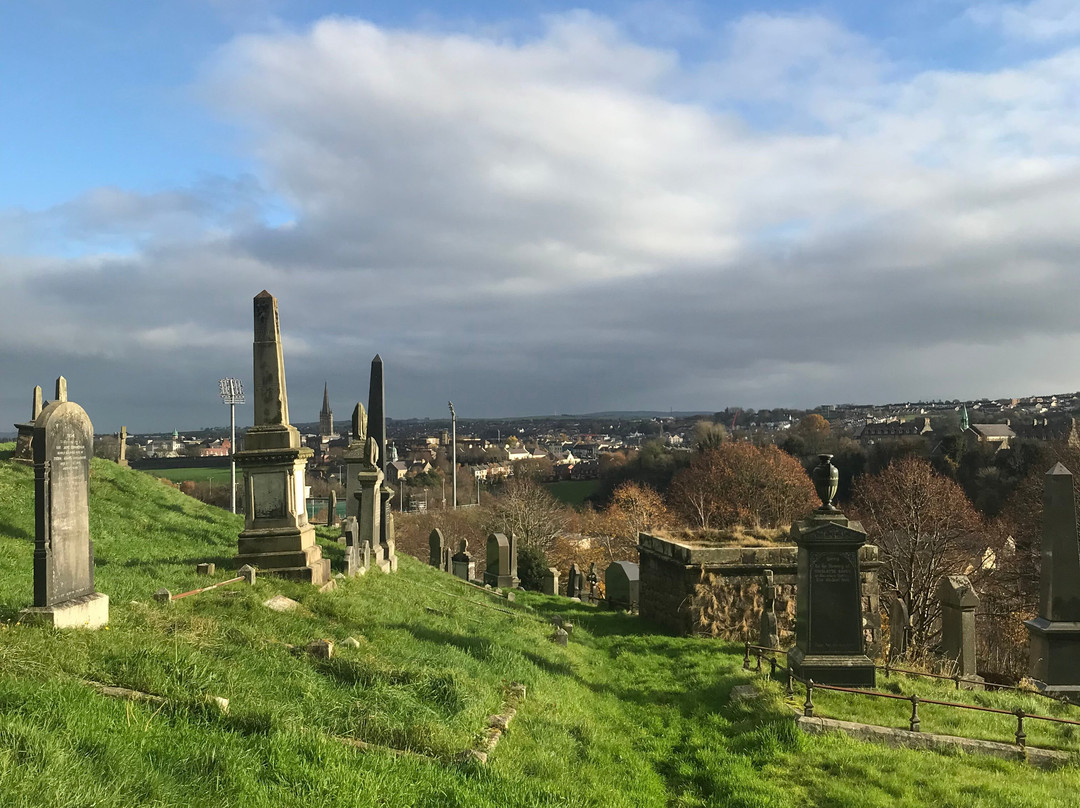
[3,1,1080,431]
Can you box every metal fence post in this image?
[804,679,814,717]
[770,656,777,678]
[743,641,750,670]
[909,694,920,732]
[786,668,794,698]
[756,649,762,672]
[1015,709,1027,749]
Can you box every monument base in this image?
[20,592,109,629]
[1024,618,1080,698]
[789,646,876,687]
[237,525,330,585]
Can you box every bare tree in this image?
[486,475,565,552]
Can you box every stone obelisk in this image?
[233,291,329,584]
[368,355,397,571]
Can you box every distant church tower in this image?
[319,383,334,437]
[959,404,970,432]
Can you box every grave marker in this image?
[484,533,519,589]
[605,561,639,610]
[938,574,982,683]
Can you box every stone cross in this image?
[759,569,779,650]
[20,377,109,628]
[1025,463,1080,698]
[937,574,981,681]
[587,562,599,603]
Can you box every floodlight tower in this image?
[218,377,245,514]
[448,401,457,509]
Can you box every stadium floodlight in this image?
[219,378,245,514]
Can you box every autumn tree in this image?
[486,474,566,552]
[852,456,984,653]
[591,482,673,560]
[669,443,817,530]
[692,421,727,452]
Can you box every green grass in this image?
[544,479,600,507]
[2,442,1080,806]
[144,466,231,483]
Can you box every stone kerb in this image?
[20,379,108,629]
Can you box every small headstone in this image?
[604,561,639,610]
[429,528,446,568]
[562,622,574,635]
[566,563,581,598]
[341,636,361,649]
[318,578,337,593]
[210,696,230,714]
[888,591,910,662]
[306,639,334,659]
[552,627,568,646]
[19,378,109,629]
[452,538,475,581]
[263,595,301,612]
[506,591,516,603]
[238,564,257,585]
[196,563,215,576]
[759,569,779,649]
[550,615,564,627]
[154,588,172,603]
[542,567,560,596]
[938,574,981,680]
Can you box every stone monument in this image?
[888,591,910,662]
[788,454,876,687]
[117,426,129,467]
[343,403,367,522]
[369,355,397,572]
[341,516,370,577]
[233,291,329,584]
[759,569,779,649]
[542,567,560,596]
[20,377,109,628]
[937,574,982,684]
[13,385,43,462]
[587,562,599,604]
[452,539,475,582]
[429,528,446,568]
[1025,463,1080,699]
[348,401,388,572]
[605,561,640,610]
[567,563,583,599]
[484,533,518,589]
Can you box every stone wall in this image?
[638,533,881,657]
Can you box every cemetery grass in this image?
[145,466,231,483]
[0,447,1078,806]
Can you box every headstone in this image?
[566,563,583,599]
[587,562,599,604]
[238,564,256,585]
[327,490,337,525]
[605,561,639,610]
[196,563,215,576]
[542,567,560,596]
[13,385,42,462]
[341,517,368,577]
[19,378,109,629]
[117,426,129,467]
[938,574,982,682]
[343,403,367,522]
[888,591,910,662]
[758,569,779,649]
[552,627,568,646]
[484,533,519,588]
[452,538,475,581]
[787,455,875,687]
[1025,463,1080,699]
[429,528,445,568]
[442,545,452,574]
[306,639,334,659]
[233,291,329,585]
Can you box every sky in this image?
[3,0,1080,432]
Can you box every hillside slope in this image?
[1,444,1079,807]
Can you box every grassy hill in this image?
[1,443,1079,807]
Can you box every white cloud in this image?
[968,0,1080,41]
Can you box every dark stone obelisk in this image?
[788,455,876,687]
[233,291,329,584]
[1025,463,1080,699]
[367,355,396,571]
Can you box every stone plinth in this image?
[788,512,876,687]
[1025,463,1080,700]
[21,592,109,629]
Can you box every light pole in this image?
[475,468,481,505]
[219,378,245,515]
[448,400,457,509]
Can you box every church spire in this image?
[319,382,333,437]
[960,404,969,432]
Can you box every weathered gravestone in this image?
[484,533,519,589]
[542,567,560,596]
[429,528,446,568]
[566,563,583,599]
[759,569,779,649]
[13,385,42,462]
[605,561,639,610]
[938,574,982,683]
[369,355,397,573]
[888,591,910,662]
[452,539,475,582]
[587,562,599,604]
[20,378,109,628]
[117,425,129,467]
[788,455,875,687]
[442,546,452,573]
[1025,463,1080,699]
[341,516,370,577]
[327,489,337,526]
[233,291,329,584]
[346,401,388,573]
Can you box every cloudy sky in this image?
[3,0,1080,432]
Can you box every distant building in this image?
[857,417,933,446]
[964,422,1016,449]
